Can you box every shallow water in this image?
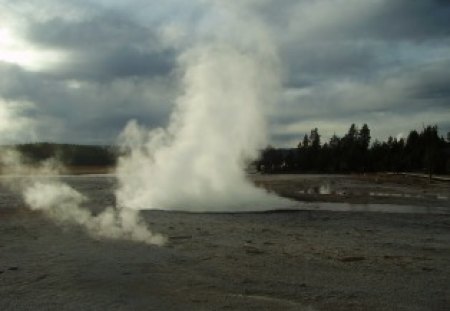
[297,183,449,201]
[291,201,449,215]
[2,174,448,215]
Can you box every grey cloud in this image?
[272,56,450,146]
[365,0,450,41]
[274,0,450,87]
[280,59,450,119]
[23,10,176,81]
[26,14,151,49]
[404,60,450,101]
[0,63,175,143]
[1,0,449,145]
[280,0,450,42]
[281,41,382,88]
[53,47,175,81]
[263,0,450,146]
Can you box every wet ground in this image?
[1,174,449,310]
[254,174,450,209]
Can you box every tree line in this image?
[1,125,449,175]
[257,124,450,175]
[1,143,117,167]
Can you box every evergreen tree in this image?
[310,128,321,149]
[342,124,359,171]
[358,124,371,172]
[405,130,421,171]
[309,128,321,170]
[421,125,443,179]
[302,134,310,148]
[256,123,448,175]
[359,124,371,150]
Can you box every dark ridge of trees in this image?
[257,124,450,175]
[0,143,118,167]
[1,125,449,175]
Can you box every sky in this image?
[0,0,449,147]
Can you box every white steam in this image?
[0,150,165,245]
[23,182,165,245]
[116,4,293,212]
[0,1,294,247]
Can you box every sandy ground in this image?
[1,174,449,310]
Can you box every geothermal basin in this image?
[1,173,449,310]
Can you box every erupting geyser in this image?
[1,1,293,245]
[116,5,293,212]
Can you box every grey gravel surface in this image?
[1,175,449,310]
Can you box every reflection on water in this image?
[292,202,449,215]
[369,192,448,200]
[298,184,334,195]
[298,183,449,201]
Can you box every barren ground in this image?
[1,174,449,310]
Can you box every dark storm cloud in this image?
[405,60,450,101]
[0,0,185,143]
[278,0,450,42]
[274,0,450,77]
[1,0,449,145]
[26,13,151,49]
[24,9,175,81]
[364,0,450,41]
[0,62,174,143]
[262,0,450,146]
[281,42,381,88]
[54,47,175,81]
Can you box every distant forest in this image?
[257,124,450,175]
[1,143,117,167]
[1,124,449,175]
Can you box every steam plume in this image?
[23,182,165,245]
[116,3,293,212]
[0,1,294,246]
[0,150,165,245]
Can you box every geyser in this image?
[0,1,294,246]
[116,5,293,212]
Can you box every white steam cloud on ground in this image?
[0,1,294,245]
[23,182,166,245]
[116,3,295,212]
[0,150,166,245]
